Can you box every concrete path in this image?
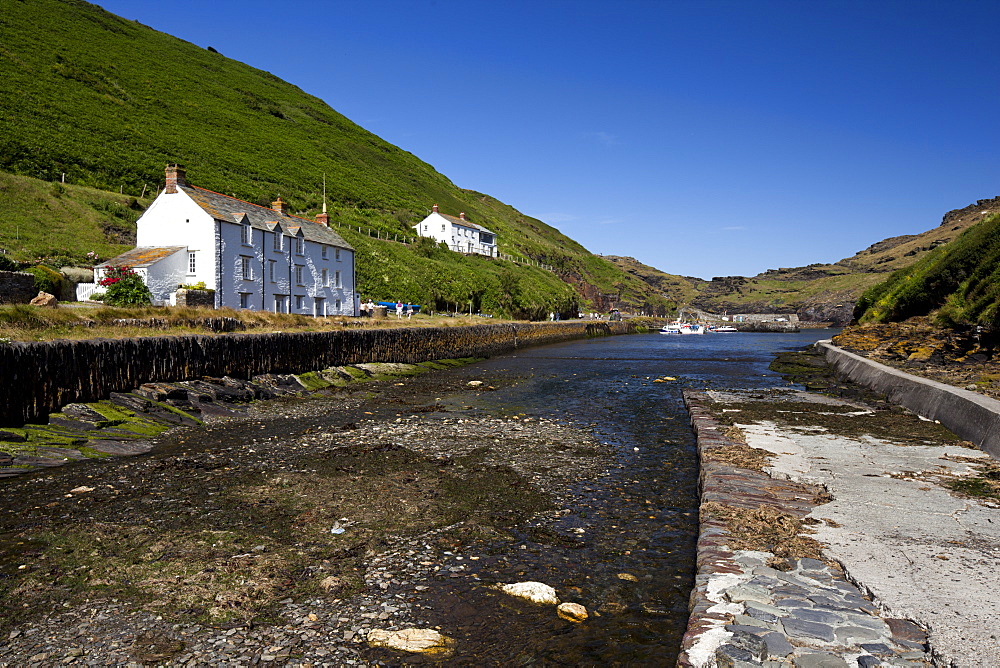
[742,415,1000,666]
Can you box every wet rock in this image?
[495,581,560,605]
[366,628,455,657]
[556,602,588,622]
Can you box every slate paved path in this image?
[678,388,999,667]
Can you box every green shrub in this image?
[0,255,19,272]
[23,265,62,295]
[89,292,105,301]
[98,265,151,307]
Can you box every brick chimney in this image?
[459,212,467,221]
[432,204,439,213]
[165,164,186,193]
[272,197,285,214]
[316,211,329,226]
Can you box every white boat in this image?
[660,321,705,335]
[713,325,739,333]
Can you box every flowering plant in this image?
[98,265,151,306]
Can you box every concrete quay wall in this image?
[817,340,1000,459]
[0,321,634,427]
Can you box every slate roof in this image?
[436,212,496,236]
[181,185,355,251]
[99,246,186,268]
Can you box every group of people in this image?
[358,298,415,318]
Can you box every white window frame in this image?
[335,270,341,288]
[273,232,283,251]
[295,237,304,255]
[241,256,253,281]
[295,265,304,286]
[239,293,252,309]
[322,245,328,260]
[321,268,328,287]
[188,252,196,274]
[241,223,251,245]
[268,259,276,282]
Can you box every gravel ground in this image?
[0,365,614,666]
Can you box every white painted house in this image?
[95,165,356,316]
[413,205,498,257]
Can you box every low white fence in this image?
[75,282,100,301]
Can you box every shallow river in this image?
[425,328,840,665]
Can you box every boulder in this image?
[30,291,58,307]
[557,602,589,622]
[494,581,561,605]
[367,628,455,657]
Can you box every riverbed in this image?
[0,328,837,666]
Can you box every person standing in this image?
[396,301,404,318]
[405,304,413,319]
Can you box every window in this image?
[335,299,341,311]
[241,257,253,280]
[314,297,325,317]
[273,232,283,251]
[441,224,445,232]
[322,245,328,259]
[423,224,428,232]
[239,293,251,309]
[321,269,328,287]
[335,248,341,261]
[241,224,251,245]
[295,295,305,310]
[295,265,304,285]
[188,252,196,274]
[295,237,304,255]
[334,270,341,287]
[268,259,276,282]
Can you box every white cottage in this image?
[413,205,498,257]
[96,165,356,316]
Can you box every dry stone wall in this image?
[0,321,633,426]
[0,270,37,304]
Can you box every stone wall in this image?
[818,340,1000,459]
[0,270,37,304]
[0,321,634,426]
[175,288,216,308]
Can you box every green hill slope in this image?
[664,196,1000,325]
[0,0,672,317]
[854,212,1000,328]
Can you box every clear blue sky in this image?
[96,0,1000,279]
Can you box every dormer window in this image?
[273,232,283,251]
[241,223,251,245]
[295,237,304,255]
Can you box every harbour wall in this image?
[817,340,1000,459]
[0,321,635,427]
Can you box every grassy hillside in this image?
[647,196,1000,324]
[0,0,673,316]
[855,212,1000,328]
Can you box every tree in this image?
[98,265,151,307]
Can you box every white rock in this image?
[495,581,561,605]
[557,602,589,622]
[366,628,455,657]
[467,380,484,387]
